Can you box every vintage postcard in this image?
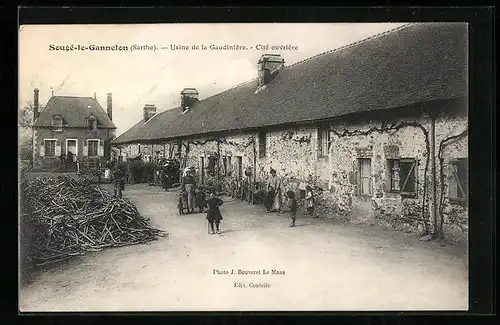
[18,22,469,312]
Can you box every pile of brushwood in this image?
[20,175,167,270]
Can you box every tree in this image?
[18,101,42,163]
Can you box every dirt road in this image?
[19,184,468,311]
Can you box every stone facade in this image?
[33,126,115,170]
[115,104,468,240]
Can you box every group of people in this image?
[177,166,223,235]
[264,168,316,227]
[156,158,180,191]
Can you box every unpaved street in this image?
[20,184,468,311]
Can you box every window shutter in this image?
[400,159,417,196]
[83,140,88,157]
[98,140,104,157]
[40,144,45,157]
[55,140,62,156]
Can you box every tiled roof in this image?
[113,22,467,144]
[34,96,116,129]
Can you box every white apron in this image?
[104,168,111,179]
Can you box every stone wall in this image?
[324,107,468,240]
[113,104,468,240]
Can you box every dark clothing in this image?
[112,167,125,198]
[182,175,196,185]
[206,197,223,222]
[289,198,297,215]
[196,190,207,213]
[288,198,297,227]
[265,189,275,212]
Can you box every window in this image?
[449,158,468,204]
[88,140,99,157]
[87,116,97,130]
[357,158,372,195]
[44,139,56,157]
[317,127,330,158]
[259,132,267,158]
[51,115,63,130]
[208,156,218,175]
[387,158,418,197]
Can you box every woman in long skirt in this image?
[266,169,282,212]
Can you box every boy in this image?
[196,187,208,213]
[206,191,224,234]
[111,164,124,199]
[285,190,297,227]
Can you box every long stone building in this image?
[112,23,468,240]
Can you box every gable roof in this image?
[113,22,467,144]
[34,96,116,129]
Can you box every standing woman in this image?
[266,169,282,212]
[182,167,196,214]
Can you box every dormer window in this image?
[51,115,63,130]
[86,115,97,130]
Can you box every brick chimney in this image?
[257,54,285,87]
[180,88,199,112]
[33,88,39,120]
[107,93,113,120]
[143,104,157,123]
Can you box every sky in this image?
[19,23,406,136]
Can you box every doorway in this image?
[66,139,77,162]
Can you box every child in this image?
[206,191,224,234]
[285,190,297,227]
[178,189,188,215]
[305,185,315,216]
[111,164,125,199]
[196,188,208,213]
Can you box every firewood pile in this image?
[20,175,167,269]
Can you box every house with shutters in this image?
[31,90,116,170]
[112,23,468,240]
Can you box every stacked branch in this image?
[20,176,167,269]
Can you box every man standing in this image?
[182,167,197,213]
[111,163,124,199]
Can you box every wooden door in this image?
[359,158,372,195]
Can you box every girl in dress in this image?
[206,191,224,234]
